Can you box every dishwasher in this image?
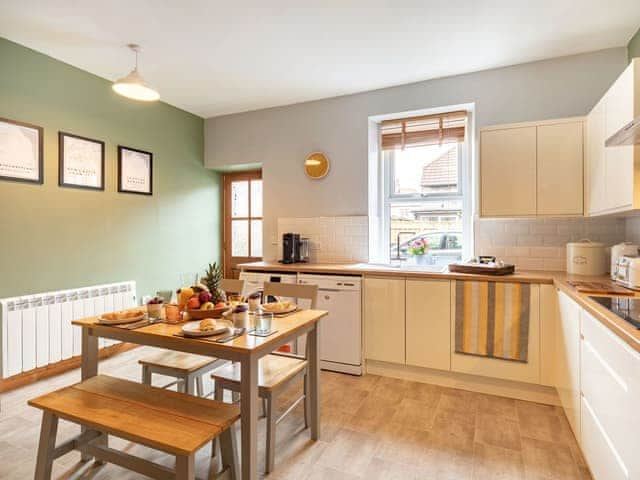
[297,274,362,375]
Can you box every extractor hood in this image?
[606,116,640,147]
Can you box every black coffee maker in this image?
[281,233,301,264]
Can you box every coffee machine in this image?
[281,233,301,264]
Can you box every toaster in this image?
[614,255,640,290]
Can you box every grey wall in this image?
[205,48,628,260]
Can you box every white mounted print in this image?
[118,146,152,195]
[58,132,105,190]
[0,117,43,184]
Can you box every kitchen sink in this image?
[364,263,448,273]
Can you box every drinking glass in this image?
[255,311,273,335]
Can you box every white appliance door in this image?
[316,288,362,366]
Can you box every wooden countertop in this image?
[553,274,640,353]
[238,261,557,284]
[240,261,640,353]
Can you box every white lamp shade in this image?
[112,69,159,101]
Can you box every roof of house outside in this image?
[421,146,457,188]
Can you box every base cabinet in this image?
[556,290,581,439]
[363,277,405,364]
[405,279,451,370]
[581,309,640,480]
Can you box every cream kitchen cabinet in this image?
[480,125,537,216]
[586,58,640,216]
[556,289,581,439]
[581,309,640,480]
[480,118,584,217]
[537,121,584,215]
[405,279,451,370]
[450,283,541,384]
[363,277,405,364]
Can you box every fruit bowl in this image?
[186,305,230,319]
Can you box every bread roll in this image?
[199,318,216,331]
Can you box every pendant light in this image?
[112,44,160,101]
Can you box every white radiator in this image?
[0,281,136,379]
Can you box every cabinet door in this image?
[364,277,405,364]
[406,279,450,370]
[586,100,606,215]
[556,290,581,439]
[537,122,583,215]
[481,126,537,216]
[604,65,636,212]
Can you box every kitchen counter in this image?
[238,261,557,284]
[240,261,640,353]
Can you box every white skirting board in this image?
[0,281,136,379]
[365,359,561,406]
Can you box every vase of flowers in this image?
[408,238,429,264]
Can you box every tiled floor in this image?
[0,347,591,479]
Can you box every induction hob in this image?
[589,296,640,330]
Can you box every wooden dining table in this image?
[72,309,327,480]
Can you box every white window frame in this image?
[377,113,473,263]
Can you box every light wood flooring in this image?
[0,346,591,479]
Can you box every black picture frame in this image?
[117,145,153,196]
[0,117,44,184]
[58,131,105,191]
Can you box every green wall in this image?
[0,38,221,299]
[630,27,640,62]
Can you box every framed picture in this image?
[0,117,43,184]
[118,146,153,195]
[58,132,105,190]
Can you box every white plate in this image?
[98,313,145,325]
[182,320,231,337]
[260,303,298,315]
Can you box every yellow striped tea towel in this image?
[454,281,531,362]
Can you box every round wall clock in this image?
[304,152,330,179]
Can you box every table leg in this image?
[240,353,258,480]
[81,328,99,380]
[80,328,101,462]
[307,323,321,440]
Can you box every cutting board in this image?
[566,280,634,296]
[448,262,515,275]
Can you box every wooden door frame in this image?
[222,170,262,278]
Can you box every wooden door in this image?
[364,277,405,364]
[406,279,451,370]
[480,126,537,216]
[223,170,262,278]
[536,121,584,215]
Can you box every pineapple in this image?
[201,262,226,304]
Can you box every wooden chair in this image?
[211,282,318,474]
[139,279,244,396]
[29,375,239,480]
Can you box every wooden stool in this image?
[212,353,309,474]
[29,375,239,480]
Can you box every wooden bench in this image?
[28,375,240,480]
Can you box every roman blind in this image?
[380,110,467,150]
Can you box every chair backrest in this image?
[220,279,245,295]
[263,282,318,309]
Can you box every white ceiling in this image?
[1,1,640,118]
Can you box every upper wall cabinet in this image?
[586,58,640,216]
[480,118,584,218]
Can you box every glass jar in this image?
[232,304,250,329]
[165,304,182,324]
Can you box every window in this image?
[223,171,262,278]
[379,110,471,265]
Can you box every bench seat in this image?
[29,375,240,480]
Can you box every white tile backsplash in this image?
[277,215,369,263]
[475,217,626,271]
